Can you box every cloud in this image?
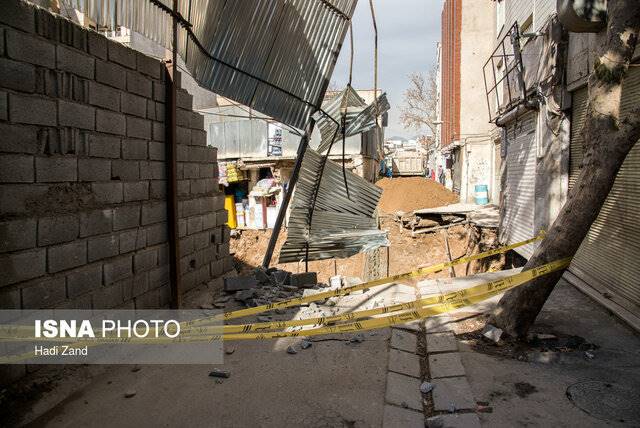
[331,0,443,138]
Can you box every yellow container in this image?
[224,195,237,229]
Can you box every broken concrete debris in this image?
[301,340,312,349]
[224,276,259,292]
[482,324,503,343]
[289,272,318,288]
[209,369,231,379]
[286,346,298,355]
[124,390,137,398]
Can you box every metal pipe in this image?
[166,0,182,309]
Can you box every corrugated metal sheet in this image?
[279,148,388,263]
[501,111,538,258]
[569,67,640,317]
[66,0,357,129]
[568,86,588,190]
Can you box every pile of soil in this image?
[375,177,459,214]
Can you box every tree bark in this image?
[490,0,640,338]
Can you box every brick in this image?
[6,30,54,68]
[89,133,121,158]
[91,182,123,204]
[385,372,422,411]
[57,45,94,78]
[141,202,167,225]
[47,240,86,273]
[96,60,127,90]
[148,141,166,160]
[103,255,132,284]
[426,414,481,428]
[121,92,147,118]
[0,58,36,92]
[96,109,126,135]
[136,52,161,79]
[0,184,48,216]
[428,353,466,379]
[38,215,79,246]
[122,181,148,202]
[21,276,66,309]
[119,228,146,253]
[432,377,476,412]
[134,248,157,273]
[78,158,111,182]
[426,332,458,353]
[122,138,147,159]
[388,349,421,378]
[88,81,120,111]
[140,161,166,180]
[58,100,95,130]
[88,233,119,262]
[9,93,56,126]
[0,0,35,32]
[382,405,423,428]
[145,222,167,245]
[87,31,107,59]
[92,282,124,308]
[108,42,136,69]
[0,154,34,183]
[36,156,77,182]
[391,329,417,353]
[127,71,152,98]
[79,209,113,237]
[0,248,46,286]
[66,263,102,297]
[111,161,139,183]
[113,205,140,231]
[0,218,36,252]
[126,116,151,139]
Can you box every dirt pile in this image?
[375,177,459,214]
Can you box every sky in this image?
[330,0,443,139]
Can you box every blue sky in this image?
[331,0,443,139]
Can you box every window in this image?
[496,0,505,35]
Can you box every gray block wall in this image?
[0,0,233,314]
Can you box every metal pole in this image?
[261,118,316,268]
[166,0,181,308]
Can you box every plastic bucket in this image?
[474,184,489,205]
[224,195,237,229]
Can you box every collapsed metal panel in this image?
[279,148,388,263]
[64,0,357,129]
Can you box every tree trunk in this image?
[490,0,640,338]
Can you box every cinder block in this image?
[126,116,151,139]
[103,255,132,285]
[66,263,102,297]
[92,282,124,308]
[21,276,66,309]
[88,133,121,158]
[6,29,54,68]
[136,52,161,79]
[0,248,46,286]
[78,158,111,182]
[88,233,119,262]
[176,127,191,145]
[0,218,37,252]
[0,58,36,92]
[198,164,214,178]
[35,156,77,182]
[0,286,21,309]
[127,70,152,98]
[149,265,169,288]
[91,182,123,204]
[57,45,94,79]
[134,288,160,308]
[183,163,199,179]
[38,215,79,246]
[193,231,209,251]
[152,121,165,141]
[140,161,166,180]
[201,213,216,230]
[119,228,146,253]
[122,138,147,159]
[186,215,203,236]
[0,184,48,216]
[134,248,158,273]
[95,60,127,90]
[176,108,190,127]
[96,109,126,135]
[216,210,228,226]
[124,181,149,202]
[0,154,34,183]
[121,92,147,118]
[190,112,205,131]
[141,202,166,225]
[152,81,165,102]
[111,160,139,181]
[9,93,56,126]
[123,272,149,300]
[191,129,206,146]
[178,219,187,237]
[108,41,136,69]
[180,199,199,218]
[79,209,113,237]
[148,141,165,161]
[113,205,140,231]
[0,91,6,121]
[87,31,107,59]
[153,101,164,120]
[224,276,258,292]
[149,180,166,199]
[88,81,120,111]
[176,89,193,110]
[177,179,190,197]
[47,240,87,273]
[0,0,35,33]
[58,100,95,130]
[180,235,194,256]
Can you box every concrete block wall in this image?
[0,0,232,313]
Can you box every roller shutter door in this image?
[569,87,588,190]
[502,111,538,258]
[569,67,640,319]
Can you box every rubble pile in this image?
[376,177,459,214]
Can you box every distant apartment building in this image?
[439,0,496,203]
